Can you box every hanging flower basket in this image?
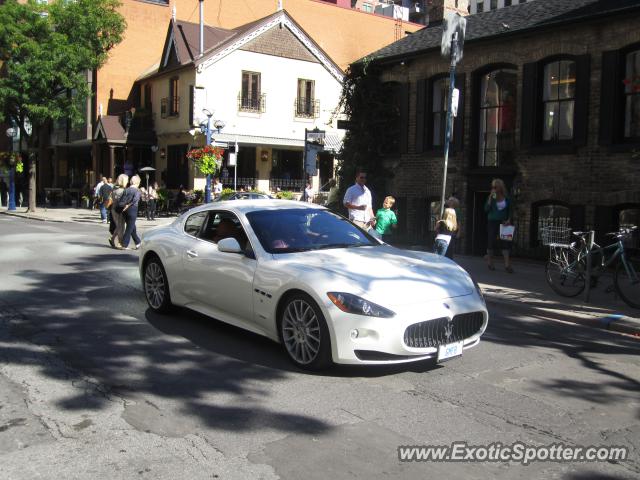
[186,145,224,176]
[0,152,23,173]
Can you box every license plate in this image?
[437,341,464,362]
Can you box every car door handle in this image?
[186,250,198,258]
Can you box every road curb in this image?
[0,210,67,222]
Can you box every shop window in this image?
[542,60,576,141]
[532,202,570,246]
[623,49,640,139]
[522,55,590,150]
[478,69,517,166]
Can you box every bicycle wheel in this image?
[545,249,586,297]
[614,257,640,309]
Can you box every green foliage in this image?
[220,188,236,200]
[334,59,398,209]
[275,190,295,200]
[0,0,126,132]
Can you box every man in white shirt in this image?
[343,170,375,230]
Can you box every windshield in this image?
[246,208,378,254]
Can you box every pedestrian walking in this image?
[146,182,158,220]
[484,178,514,273]
[372,195,398,243]
[121,175,142,250]
[98,177,113,223]
[0,177,7,207]
[93,177,105,211]
[433,207,458,259]
[343,169,375,231]
[109,174,128,249]
[213,178,222,200]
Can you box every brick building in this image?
[352,0,640,256]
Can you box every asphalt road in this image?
[0,215,639,480]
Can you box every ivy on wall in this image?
[333,59,400,211]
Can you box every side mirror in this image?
[217,237,242,253]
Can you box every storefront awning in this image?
[213,131,344,153]
[213,133,304,148]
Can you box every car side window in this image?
[184,212,207,237]
[200,211,250,251]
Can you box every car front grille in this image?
[403,312,484,348]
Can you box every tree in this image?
[0,0,126,212]
[333,58,398,214]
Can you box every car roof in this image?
[187,199,326,215]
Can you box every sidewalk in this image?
[0,205,174,230]
[2,206,639,338]
[456,254,640,337]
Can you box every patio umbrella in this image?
[139,166,156,192]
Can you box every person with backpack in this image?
[109,174,129,249]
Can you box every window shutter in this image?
[599,50,621,146]
[573,54,591,147]
[453,73,466,152]
[521,62,538,149]
[415,79,427,153]
[188,85,194,126]
[399,82,410,154]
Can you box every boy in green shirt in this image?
[373,196,398,242]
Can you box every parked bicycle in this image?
[542,226,640,308]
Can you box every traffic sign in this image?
[212,140,228,148]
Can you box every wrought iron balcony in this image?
[238,93,266,113]
[294,97,320,119]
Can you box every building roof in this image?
[94,115,126,143]
[366,0,640,64]
[140,10,343,83]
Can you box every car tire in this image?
[143,255,172,313]
[279,293,332,371]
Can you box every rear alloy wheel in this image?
[144,256,172,313]
[279,293,332,370]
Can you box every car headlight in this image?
[473,280,486,305]
[327,292,395,318]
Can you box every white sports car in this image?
[139,200,488,370]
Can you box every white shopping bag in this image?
[499,224,515,241]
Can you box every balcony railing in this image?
[160,96,179,118]
[294,97,320,118]
[238,93,266,113]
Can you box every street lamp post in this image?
[200,110,225,203]
[5,127,17,211]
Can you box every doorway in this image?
[471,190,490,255]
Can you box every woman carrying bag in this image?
[484,178,514,273]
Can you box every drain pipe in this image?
[199,0,204,58]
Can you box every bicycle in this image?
[542,225,640,308]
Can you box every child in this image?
[372,196,398,242]
[434,207,458,259]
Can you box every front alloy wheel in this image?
[144,256,172,313]
[280,293,332,370]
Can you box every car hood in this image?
[278,245,474,306]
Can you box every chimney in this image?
[428,0,469,24]
[199,0,204,58]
